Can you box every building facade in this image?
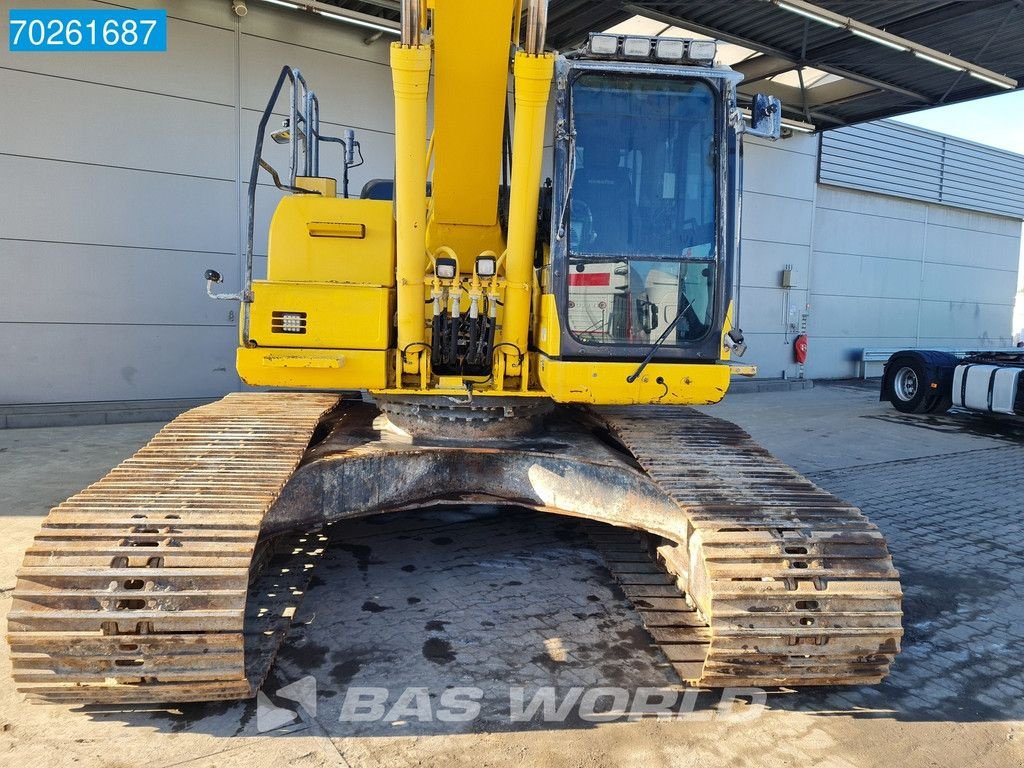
[1,0,1021,407]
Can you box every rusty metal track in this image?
[595,407,903,687]
[8,395,900,703]
[588,527,712,679]
[7,393,338,703]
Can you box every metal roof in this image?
[324,0,1024,131]
[820,120,1024,218]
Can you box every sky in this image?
[892,89,1024,156]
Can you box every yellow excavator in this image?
[8,0,902,703]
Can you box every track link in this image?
[7,393,338,703]
[8,397,900,702]
[595,407,903,687]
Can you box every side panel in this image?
[267,198,395,285]
[537,356,730,405]
[954,364,1022,415]
[237,347,388,389]
[536,294,562,357]
[247,281,391,350]
[243,192,395,390]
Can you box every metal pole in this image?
[401,0,421,46]
[524,0,548,54]
[343,128,355,198]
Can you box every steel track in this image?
[595,407,903,687]
[7,396,901,703]
[7,393,338,703]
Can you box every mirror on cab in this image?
[746,93,782,140]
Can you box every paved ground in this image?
[1,382,1022,767]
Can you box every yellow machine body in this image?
[237,194,395,390]
[236,0,748,406]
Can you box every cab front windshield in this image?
[567,73,717,347]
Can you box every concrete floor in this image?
[1,383,1022,767]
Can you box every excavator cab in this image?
[548,42,735,366]
[534,34,778,403]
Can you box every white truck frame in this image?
[881,349,1024,417]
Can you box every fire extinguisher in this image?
[794,334,808,365]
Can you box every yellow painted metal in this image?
[307,222,365,239]
[502,52,555,375]
[237,347,388,389]
[246,281,391,350]
[371,385,540,399]
[238,3,737,408]
[720,299,734,360]
[391,42,432,376]
[537,357,732,405]
[428,0,513,229]
[437,375,464,389]
[267,198,395,285]
[729,363,759,377]
[293,176,337,196]
[535,293,561,357]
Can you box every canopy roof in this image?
[328,0,1024,130]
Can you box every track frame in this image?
[8,396,902,703]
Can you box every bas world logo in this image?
[256,676,318,732]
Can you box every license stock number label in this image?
[9,9,167,52]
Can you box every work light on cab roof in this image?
[586,32,717,63]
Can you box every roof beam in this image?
[762,0,1016,88]
[802,79,882,108]
[623,4,934,104]
[798,0,1008,63]
[730,54,794,84]
[547,1,626,48]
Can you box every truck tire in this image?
[886,357,930,413]
[882,351,958,414]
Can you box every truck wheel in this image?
[887,359,930,413]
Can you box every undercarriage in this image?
[8,393,902,703]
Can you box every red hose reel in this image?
[794,334,808,364]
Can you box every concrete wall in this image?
[735,137,1022,381]
[0,0,395,404]
[807,186,1021,378]
[1,0,1020,406]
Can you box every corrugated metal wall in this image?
[807,186,1021,378]
[732,125,1022,381]
[0,1,1020,405]
[809,120,1023,378]
[0,0,395,404]
[820,120,1024,220]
